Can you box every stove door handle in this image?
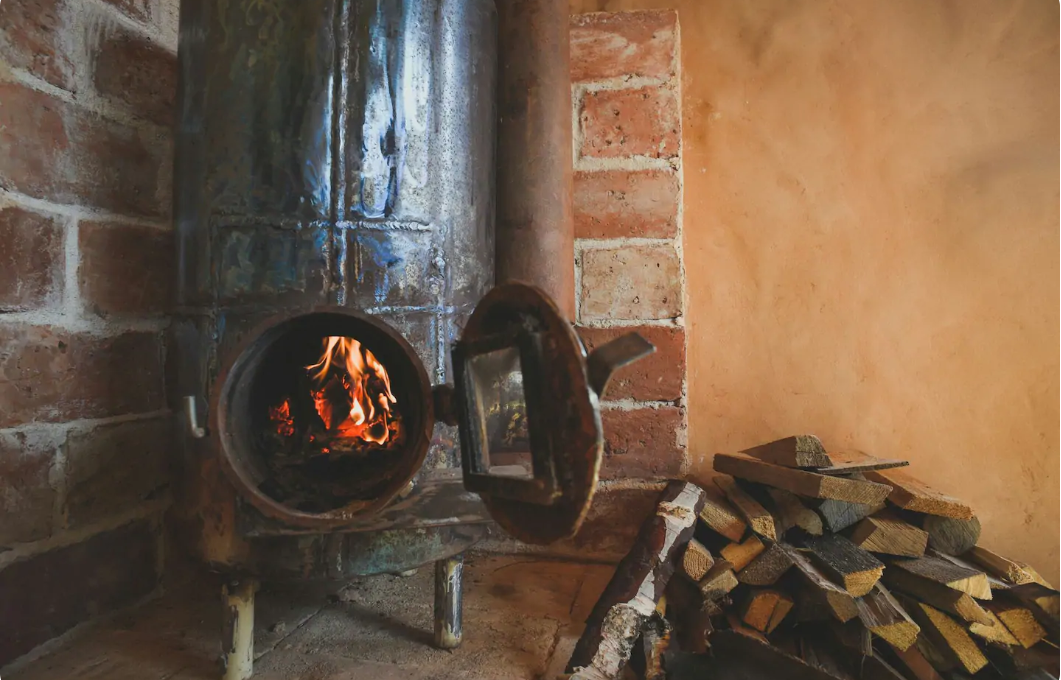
[184,395,207,439]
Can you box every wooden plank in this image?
[698,484,748,542]
[904,600,989,674]
[892,556,992,600]
[856,583,921,651]
[922,515,980,556]
[812,450,910,476]
[679,539,715,582]
[968,609,1021,646]
[812,498,883,532]
[863,468,973,520]
[985,600,1048,648]
[714,475,777,541]
[738,542,795,586]
[566,482,705,679]
[786,545,859,622]
[721,534,766,572]
[964,546,1053,588]
[767,488,823,536]
[850,514,929,557]
[803,533,884,596]
[882,567,993,625]
[767,592,795,633]
[714,452,893,505]
[740,434,832,468]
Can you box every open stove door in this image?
[449,282,655,545]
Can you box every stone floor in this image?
[9,556,614,680]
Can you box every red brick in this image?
[63,418,171,528]
[93,26,176,126]
[578,325,684,401]
[574,169,679,239]
[0,0,77,91]
[579,244,681,322]
[0,519,159,665]
[0,205,64,312]
[0,430,59,546]
[79,221,173,317]
[0,325,165,428]
[579,85,680,160]
[571,10,677,83]
[600,406,684,480]
[98,0,152,22]
[0,81,170,218]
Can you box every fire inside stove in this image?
[268,336,405,453]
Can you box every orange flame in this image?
[269,399,295,437]
[303,336,401,446]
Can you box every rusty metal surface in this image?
[248,524,486,579]
[172,0,498,569]
[457,283,604,544]
[494,0,575,317]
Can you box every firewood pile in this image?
[564,436,1059,680]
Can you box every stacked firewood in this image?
[565,436,1059,680]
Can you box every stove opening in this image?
[218,311,432,518]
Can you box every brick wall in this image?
[572,10,686,481]
[0,0,178,667]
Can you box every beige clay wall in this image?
[571,0,1060,581]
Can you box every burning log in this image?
[566,481,705,680]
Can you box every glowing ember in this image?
[268,336,403,448]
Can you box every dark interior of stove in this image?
[220,312,431,515]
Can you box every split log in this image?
[566,481,705,679]
[922,515,981,556]
[680,539,715,582]
[812,498,883,533]
[863,469,973,520]
[1009,644,1061,675]
[882,567,993,625]
[829,619,873,657]
[699,561,740,602]
[767,488,823,536]
[740,434,832,468]
[903,600,989,674]
[663,576,714,653]
[985,600,1048,648]
[891,642,946,680]
[812,450,910,476]
[968,608,1021,646]
[738,542,795,586]
[856,583,921,652]
[698,484,748,542]
[850,514,929,558]
[891,555,992,600]
[636,612,671,680]
[799,632,857,680]
[803,533,884,596]
[741,588,793,633]
[714,452,892,505]
[787,546,859,622]
[721,534,765,572]
[714,475,777,541]
[964,546,1053,588]
[726,612,770,643]
[708,629,841,680]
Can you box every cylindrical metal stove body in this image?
[170,0,497,571]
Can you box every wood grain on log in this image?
[922,515,981,556]
[967,608,1021,646]
[855,583,920,651]
[964,546,1053,588]
[882,567,993,625]
[566,481,706,680]
[811,450,910,476]
[863,469,973,520]
[738,542,795,586]
[698,484,748,542]
[740,435,832,468]
[721,534,765,572]
[985,600,1048,648]
[892,555,992,600]
[849,514,929,558]
[679,539,714,582]
[803,533,884,596]
[903,599,988,674]
[714,475,777,541]
[786,546,859,623]
[715,453,892,505]
[812,498,883,533]
[768,488,823,536]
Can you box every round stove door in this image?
[451,282,655,544]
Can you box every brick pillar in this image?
[571,10,687,481]
[0,0,178,668]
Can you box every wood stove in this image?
[170,1,651,678]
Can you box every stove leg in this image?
[433,553,464,650]
[221,578,257,680]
